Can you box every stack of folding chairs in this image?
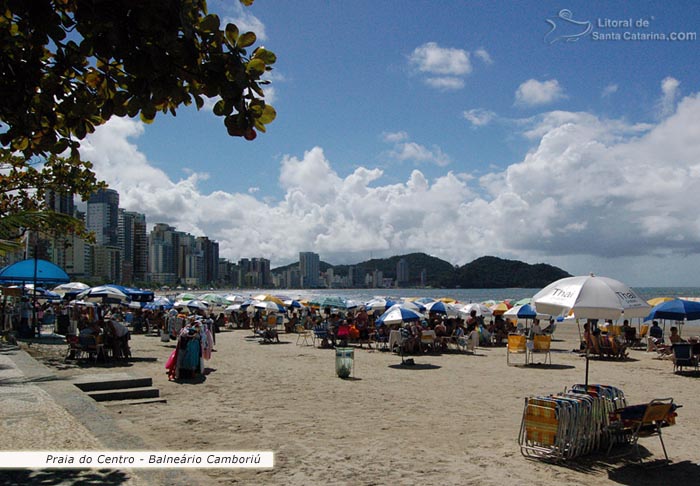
[518,384,627,461]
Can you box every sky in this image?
[78,0,700,286]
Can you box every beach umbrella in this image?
[489,301,513,315]
[252,294,286,306]
[312,295,352,309]
[253,300,285,313]
[414,297,436,305]
[52,282,90,296]
[283,299,303,309]
[175,292,197,301]
[424,300,459,317]
[437,297,458,304]
[224,294,246,304]
[364,297,398,311]
[399,300,426,312]
[532,274,650,320]
[76,285,130,303]
[644,298,700,322]
[514,297,533,306]
[646,296,675,307]
[144,296,173,310]
[533,274,649,386]
[376,305,424,326]
[199,293,228,306]
[458,303,493,317]
[503,304,550,320]
[0,258,70,285]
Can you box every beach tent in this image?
[0,258,70,285]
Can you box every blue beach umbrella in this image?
[376,305,424,326]
[644,298,700,322]
[424,300,458,316]
[503,304,538,319]
[364,297,398,311]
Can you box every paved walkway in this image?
[0,343,207,485]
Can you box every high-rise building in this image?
[119,210,147,284]
[196,236,219,285]
[87,188,120,246]
[148,223,178,285]
[396,258,409,287]
[299,252,320,288]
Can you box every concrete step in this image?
[74,376,153,392]
[87,386,160,402]
[102,397,167,407]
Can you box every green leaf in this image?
[200,14,220,33]
[259,104,276,124]
[238,32,256,48]
[225,23,239,44]
[246,58,265,74]
[213,99,227,116]
[253,47,276,65]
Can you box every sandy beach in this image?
[18,323,700,485]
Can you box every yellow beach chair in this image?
[507,334,527,366]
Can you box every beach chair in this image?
[295,324,312,346]
[519,397,562,460]
[420,329,436,353]
[671,343,698,373]
[631,324,649,349]
[606,398,677,464]
[527,335,552,365]
[312,325,328,348]
[507,334,527,366]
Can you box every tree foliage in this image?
[0,0,276,160]
[0,148,105,249]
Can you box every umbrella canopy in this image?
[312,295,353,309]
[253,300,285,313]
[424,300,459,316]
[376,305,424,326]
[52,282,90,296]
[8,284,61,300]
[514,297,533,306]
[503,304,550,320]
[176,299,209,311]
[252,294,285,306]
[532,275,650,320]
[145,296,174,310]
[399,300,426,312]
[175,292,197,301]
[647,296,675,307]
[224,294,246,304]
[283,299,303,308]
[76,285,130,303]
[104,284,154,302]
[644,298,700,322]
[489,301,513,315]
[458,303,493,317]
[414,297,436,305]
[0,258,70,285]
[364,297,398,311]
[199,293,228,306]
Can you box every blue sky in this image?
[81,1,700,286]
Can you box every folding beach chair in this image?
[295,324,312,346]
[672,343,698,373]
[519,397,563,460]
[607,398,677,464]
[527,335,552,365]
[507,334,527,366]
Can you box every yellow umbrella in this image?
[252,294,285,306]
[647,297,675,307]
[489,302,512,315]
[438,297,458,303]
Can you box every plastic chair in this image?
[528,335,552,365]
[672,343,698,373]
[295,324,312,346]
[507,334,527,366]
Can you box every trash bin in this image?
[335,347,354,379]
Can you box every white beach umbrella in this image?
[532,274,650,320]
[76,285,129,303]
[458,303,493,317]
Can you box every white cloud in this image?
[409,42,471,76]
[424,77,465,90]
[463,108,496,127]
[515,79,566,107]
[474,48,493,65]
[382,133,451,167]
[658,76,680,118]
[602,83,618,97]
[82,91,700,285]
[223,3,267,41]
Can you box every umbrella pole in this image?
[585,349,590,387]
